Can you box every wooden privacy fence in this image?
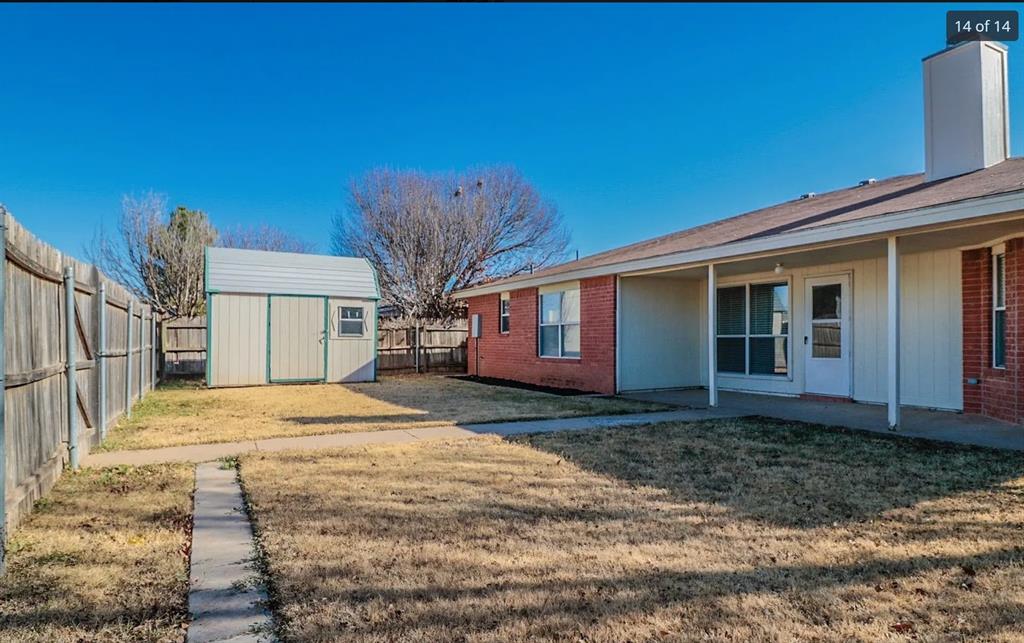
[377,321,467,373]
[159,317,468,376]
[1,208,159,573]
[162,316,207,376]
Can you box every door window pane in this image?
[750,337,788,375]
[541,293,561,324]
[540,325,560,357]
[562,324,580,357]
[717,337,745,373]
[749,283,789,335]
[812,284,841,320]
[812,322,841,358]
[717,287,745,335]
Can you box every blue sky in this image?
[2,3,1022,259]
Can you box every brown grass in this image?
[240,418,1024,642]
[99,375,665,451]
[0,464,193,642]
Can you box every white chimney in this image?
[923,41,1010,182]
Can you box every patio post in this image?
[707,264,717,407]
[887,236,900,430]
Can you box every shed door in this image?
[268,295,327,382]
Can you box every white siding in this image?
[327,298,376,382]
[206,247,379,299]
[209,294,267,387]
[681,248,963,410]
[619,277,702,391]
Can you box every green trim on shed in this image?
[205,293,213,387]
[322,296,329,383]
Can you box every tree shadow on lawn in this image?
[511,417,1024,530]
[307,547,1024,641]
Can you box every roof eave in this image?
[453,189,1024,299]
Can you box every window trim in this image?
[715,276,792,378]
[993,246,1007,369]
[538,287,581,359]
[499,293,510,334]
[338,305,365,337]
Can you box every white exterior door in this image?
[804,275,851,397]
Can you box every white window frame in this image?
[338,305,365,337]
[538,287,580,359]
[715,277,792,378]
[993,245,1006,369]
[499,293,510,334]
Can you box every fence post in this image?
[97,283,107,439]
[414,321,420,373]
[125,299,133,417]
[138,310,144,396]
[0,212,7,574]
[151,314,157,389]
[63,265,79,470]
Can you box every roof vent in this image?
[799,192,816,200]
[859,178,877,186]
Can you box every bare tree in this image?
[218,224,315,253]
[91,193,215,317]
[332,166,569,320]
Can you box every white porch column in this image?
[707,264,718,407]
[887,236,900,430]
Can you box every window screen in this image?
[339,306,364,336]
[716,282,789,376]
[539,287,580,358]
[994,253,1006,368]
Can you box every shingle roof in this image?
[467,158,1024,291]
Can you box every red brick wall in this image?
[465,276,616,394]
[962,238,1023,424]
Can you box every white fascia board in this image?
[452,189,1024,299]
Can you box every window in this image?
[539,287,580,357]
[338,306,364,336]
[994,251,1006,368]
[499,294,510,333]
[716,282,789,376]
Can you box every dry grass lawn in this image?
[241,418,1024,642]
[99,375,664,451]
[0,464,193,642]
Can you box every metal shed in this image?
[204,247,380,387]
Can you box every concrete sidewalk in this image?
[81,408,736,467]
[188,463,272,643]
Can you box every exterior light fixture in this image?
[774,263,784,275]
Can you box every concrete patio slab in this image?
[188,463,272,643]
[621,389,1024,451]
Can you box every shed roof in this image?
[455,159,1024,296]
[205,247,379,299]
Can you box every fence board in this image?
[2,208,159,558]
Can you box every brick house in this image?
[455,42,1024,428]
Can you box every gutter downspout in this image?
[63,265,78,470]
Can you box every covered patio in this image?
[615,210,1024,430]
[620,388,1024,451]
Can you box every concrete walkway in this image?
[188,463,272,643]
[81,409,736,467]
[622,389,1024,451]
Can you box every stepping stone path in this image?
[187,462,273,643]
